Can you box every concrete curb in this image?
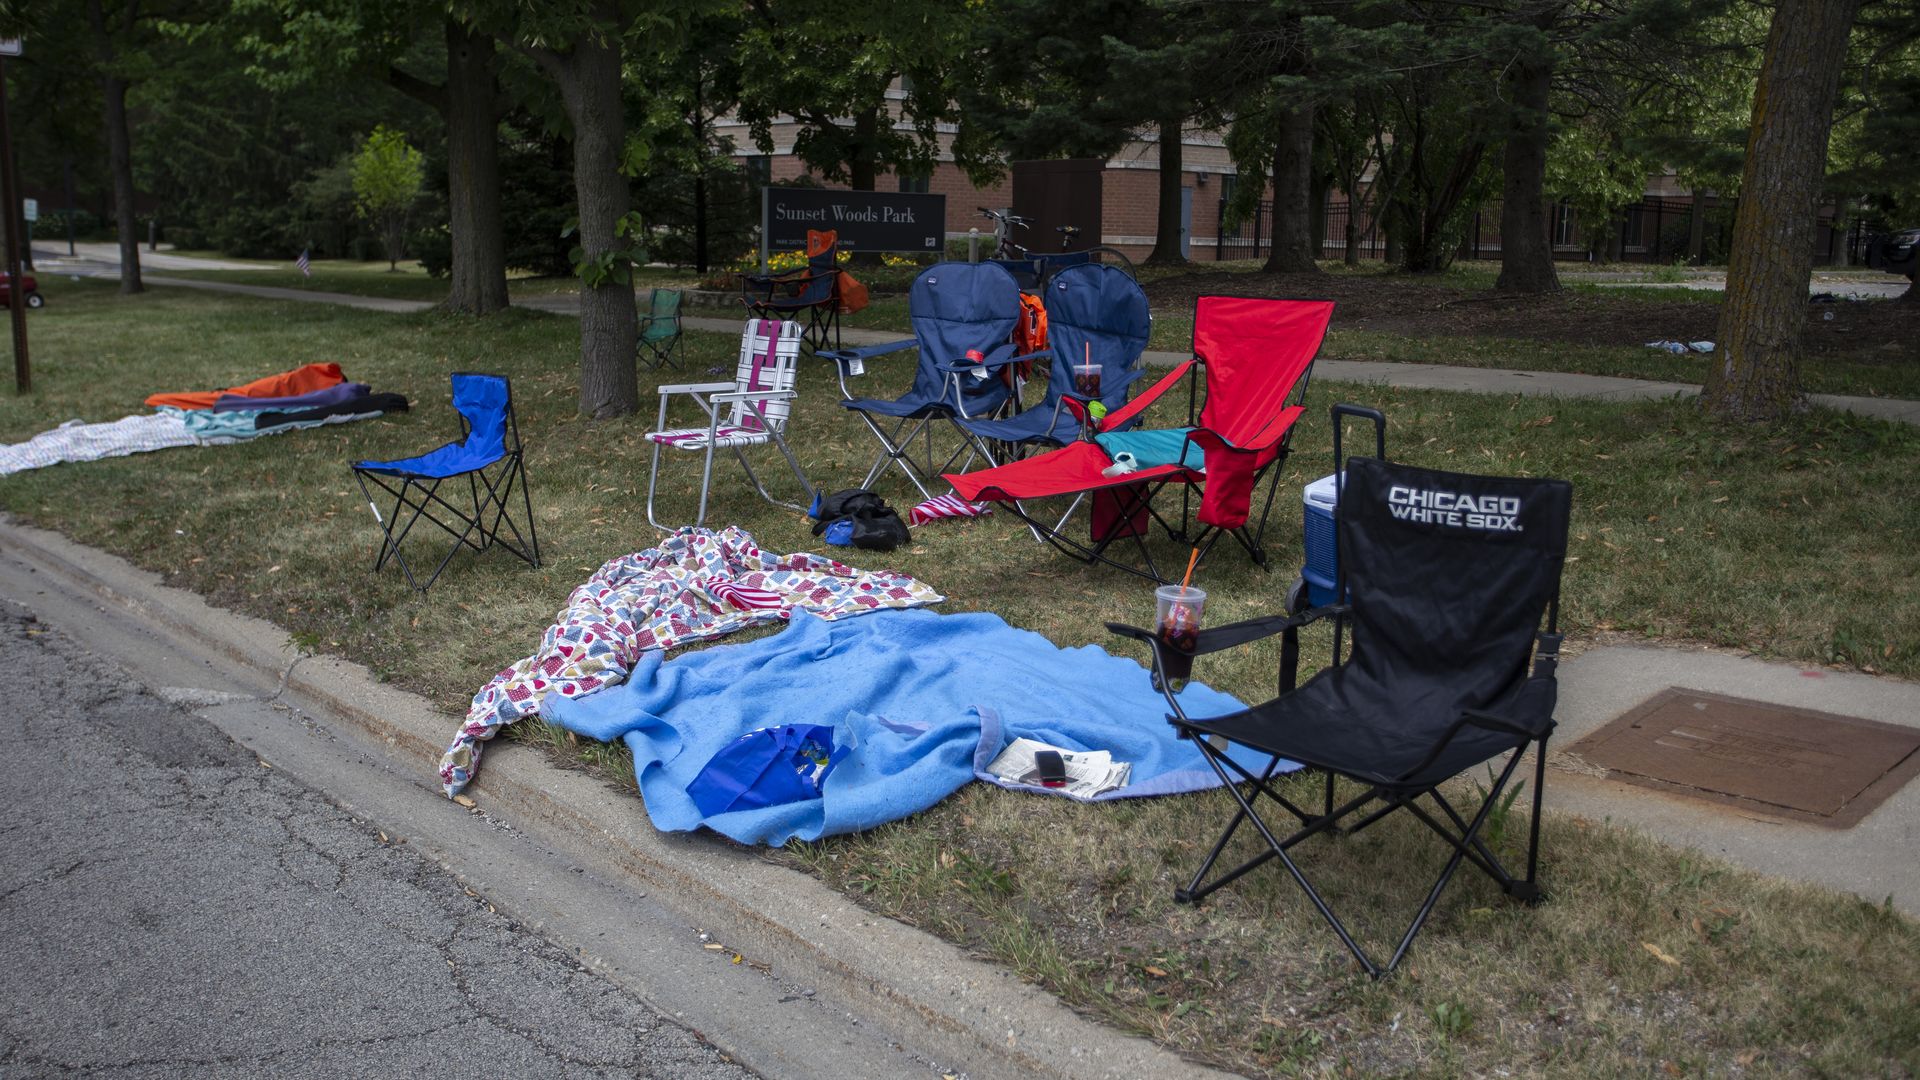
[0,516,1235,1080]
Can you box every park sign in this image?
[762,187,945,254]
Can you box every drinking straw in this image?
[1179,547,1200,591]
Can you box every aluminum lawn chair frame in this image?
[645,318,813,528]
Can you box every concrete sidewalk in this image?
[677,316,1920,427]
[78,272,1920,427]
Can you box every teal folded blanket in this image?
[1095,427,1205,470]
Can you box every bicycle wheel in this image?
[1083,246,1137,279]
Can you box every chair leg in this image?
[518,458,542,567]
[695,438,718,527]
[1515,735,1549,904]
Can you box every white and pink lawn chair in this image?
[646,318,815,528]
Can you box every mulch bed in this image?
[1143,270,1918,359]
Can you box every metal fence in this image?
[1220,194,1877,266]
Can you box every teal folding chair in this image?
[639,288,685,369]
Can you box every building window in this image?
[1219,174,1238,206]
[745,155,772,192]
[898,170,931,195]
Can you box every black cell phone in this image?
[1034,750,1068,788]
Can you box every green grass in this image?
[151,255,593,303]
[3,281,1917,1077]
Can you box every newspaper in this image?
[986,737,1132,798]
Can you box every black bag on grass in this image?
[810,487,910,551]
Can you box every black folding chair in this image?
[1109,454,1573,978]
[351,372,542,592]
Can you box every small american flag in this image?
[295,249,311,278]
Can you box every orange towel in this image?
[145,362,346,411]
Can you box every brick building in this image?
[715,88,1248,262]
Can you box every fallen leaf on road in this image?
[453,794,477,808]
[1143,965,1168,978]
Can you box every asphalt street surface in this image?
[0,601,756,1079]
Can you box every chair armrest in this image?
[1100,360,1195,432]
[1189,604,1348,656]
[1106,604,1345,657]
[710,389,797,404]
[740,266,808,286]
[658,381,737,397]
[935,342,1039,373]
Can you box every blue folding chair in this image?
[820,261,1036,499]
[351,372,541,592]
[954,262,1151,462]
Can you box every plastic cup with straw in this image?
[1154,548,1206,692]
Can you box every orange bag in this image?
[1015,292,1049,356]
[145,362,346,411]
[836,271,870,314]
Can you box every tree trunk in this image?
[545,8,639,420]
[1263,104,1319,274]
[1146,116,1187,266]
[847,110,882,267]
[1344,199,1360,266]
[692,72,709,275]
[1703,0,1860,424]
[443,19,509,315]
[1494,23,1559,294]
[1687,191,1708,263]
[86,0,141,295]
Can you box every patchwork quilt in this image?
[441,526,943,795]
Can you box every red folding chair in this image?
[945,296,1333,582]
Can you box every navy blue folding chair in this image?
[352,372,541,592]
[953,262,1150,462]
[740,229,842,352]
[820,261,1034,499]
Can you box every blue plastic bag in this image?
[685,723,850,818]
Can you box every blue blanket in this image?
[546,608,1292,845]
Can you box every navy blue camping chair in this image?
[1108,456,1573,977]
[352,372,541,592]
[953,262,1150,462]
[741,230,841,352]
[821,261,1035,499]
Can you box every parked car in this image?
[1865,227,1919,280]
[0,271,44,309]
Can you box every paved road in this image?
[0,601,755,1080]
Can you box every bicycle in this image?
[976,207,1135,289]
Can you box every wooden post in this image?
[0,55,30,394]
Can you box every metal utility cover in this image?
[1571,688,1920,828]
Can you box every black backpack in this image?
[810,488,910,552]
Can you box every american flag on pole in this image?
[295,249,311,278]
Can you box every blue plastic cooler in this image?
[1302,472,1340,606]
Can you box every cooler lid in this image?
[1303,472,1340,509]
